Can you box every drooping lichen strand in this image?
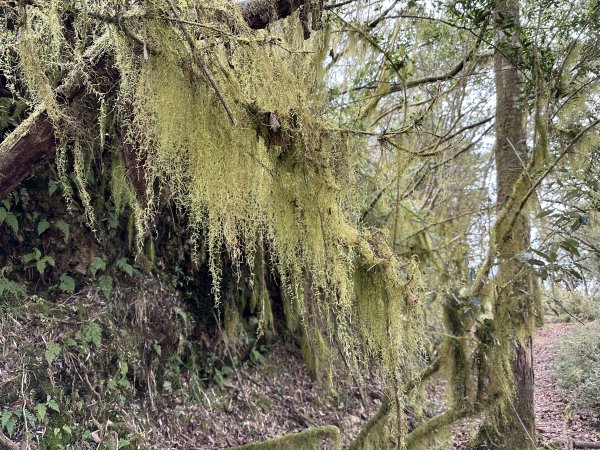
[6,0,424,407]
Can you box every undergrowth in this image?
[554,320,600,414]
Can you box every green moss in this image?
[230,425,341,450]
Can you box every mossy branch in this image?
[348,356,441,450]
[167,0,237,125]
[228,425,341,450]
[348,396,392,450]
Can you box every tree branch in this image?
[0,2,307,200]
[240,0,305,30]
[0,108,56,200]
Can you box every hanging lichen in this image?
[3,0,425,421]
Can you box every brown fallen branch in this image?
[571,441,600,449]
[561,439,600,449]
[542,438,600,449]
[0,429,20,450]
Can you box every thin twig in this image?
[167,0,237,126]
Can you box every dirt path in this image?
[535,322,600,447]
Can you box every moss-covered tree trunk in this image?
[473,0,537,448]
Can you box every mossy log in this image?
[0,107,55,200]
[228,425,341,450]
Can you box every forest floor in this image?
[148,344,383,449]
[534,322,600,449]
[150,322,600,449]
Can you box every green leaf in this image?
[24,408,36,427]
[3,211,18,235]
[37,219,50,235]
[560,239,580,257]
[36,404,47,422]
[82,323,102,349]
[45,342,61,366]
[62,424,72,435]
[44,256,55,267]
[527,258,545,266]
[90,256,106,278]
[23,248,41,264]
[48,180,59,196]
[1,410,13,428]
[0,277,26,299]
[116,258,134,276]
[59,273,75,294]
[54,220,70,242]
[214,369,224,389]
[5,417,16,437]
[36,260,47,275]
[535,209,553,219]
[46,398,59,413]
[250,347,265,365]
[98,275,113,301]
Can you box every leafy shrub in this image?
[545,287,600,322]
[554,321,600,413]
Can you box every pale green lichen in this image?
[5,0,425,413]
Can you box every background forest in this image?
[0,0,599,449]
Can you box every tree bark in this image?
[473,0,537,448]
[240,0,305,30]
[0,108,56,200]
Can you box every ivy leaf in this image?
[37,219,50,235]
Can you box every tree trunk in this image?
[473,0,537,448]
